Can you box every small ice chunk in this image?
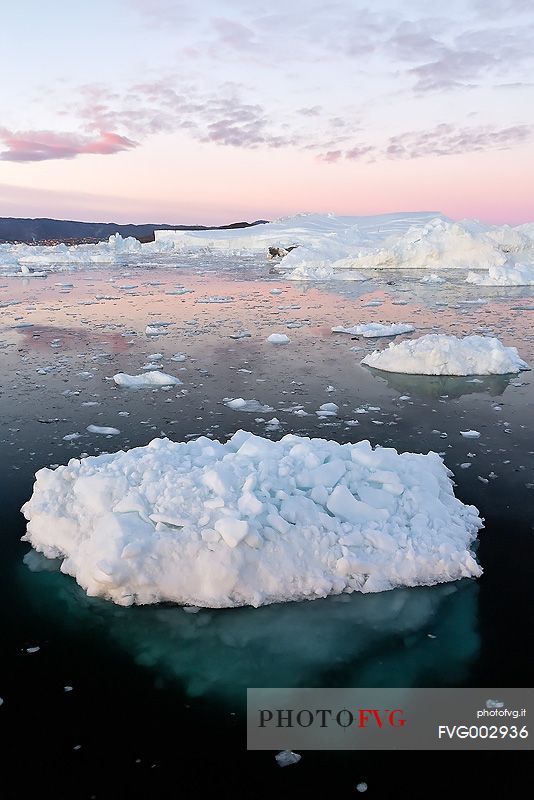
[316,403,339,417]
[114,372,182,388]
[460,430,481,438]
[266,333,290,344]
[214,517,249,548]
[86,425,120,435]
[225,398,274,413]
[332,322,415,338]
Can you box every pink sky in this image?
[2,0,533,225]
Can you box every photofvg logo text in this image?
[247,688,534,750]
[259,707,406,730]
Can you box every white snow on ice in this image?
[21,431,483,608]
[361,334,529,376]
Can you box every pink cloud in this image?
[0,128,137,162]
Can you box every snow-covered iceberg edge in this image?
[0,232,179,274]
[466,262,534,286]
[362,334,529,376]
[2,211,534,274]
[279,217,534,277]
[22,431,483,608]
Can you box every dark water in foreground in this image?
[0,267,533,797]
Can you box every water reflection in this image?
[364,366,514,399]
[22,551,479,703]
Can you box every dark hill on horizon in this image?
[0,216,269,244]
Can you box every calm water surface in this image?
[0,262,532,797]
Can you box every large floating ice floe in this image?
[21,431,483,608]
[362,334,529,376]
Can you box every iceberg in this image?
[2,211,533,274]
[277,216,534,274]
[361,334,529,376]
[22,431,483,608]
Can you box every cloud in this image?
[125,0,534,98]
[211,17,257,51]
[345,144,375,160]
[0,128,137,162]
[471,0,533,16]
[127,0,193,25]
[318,150,343,163]
[316,123,532,163]
[68,80,304,151]
[385,123,532,159]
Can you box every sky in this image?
[1,0,533,224]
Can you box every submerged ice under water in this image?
[21,549,479,703]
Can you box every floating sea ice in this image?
[171,353,187,362]
[361,334,529,376]
[332,323,415,338]
[63,433,81,441]
[316,403,339,417]
[145,324,173,336]
[286,265,367,281]
[224,398,274,412]
[21,431,483,608]
[460,430,481,438]
[420,274,445,284]
[195,296,234,304]
[266,333,290,344]
[265,418,281,431]
[6,266,48,278]
[113,372,182,388]
[86,425,120,435]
